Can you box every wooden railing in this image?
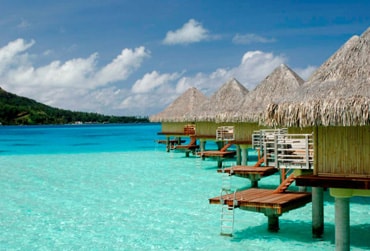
[251,129,314,170]
[252,129,287,167]
[216,126,235,141]
[276,134,314,170]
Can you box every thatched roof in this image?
[226,64,304,123]
[265,27,370,127]
[149,87,208,122]
[185,78,249,122]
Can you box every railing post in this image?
[274,134,278,168]
[263,132,267,166]
[305,134,309,169]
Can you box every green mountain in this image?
[0,87,148,125]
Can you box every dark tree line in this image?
[0,87,149,125]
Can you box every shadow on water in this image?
[351,196,370,205]
[231,216,369,250]
[231,220,330,243]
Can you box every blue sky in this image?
[1,0,370,116]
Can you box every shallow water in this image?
[0,124,369,250]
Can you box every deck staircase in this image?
[273,172,296,193]
[221,142,233,151]
[253,155,266,167]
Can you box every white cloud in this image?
[8,54,98,87]
[0,38,314,117]
[232,33,276,44]
[0,38,151,115]
[131,70,181,93]
[163,19,209,45]
[94,47,149,85]
[0,39,35,74]
[1,39,150,90]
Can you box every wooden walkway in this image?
[209,188,311,215]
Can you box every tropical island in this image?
[0,87,149,125]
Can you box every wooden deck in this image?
[229,140,252,145]
[157,132,188,136]
[174,144,199,156]
[174,144,199,151]
[209,188,311,215]
[198,150,236,158]
[295,175,370,189]
[198,143,236,159]
[218,165,278,179]
[194,134,217,139]
[156,139,185,145]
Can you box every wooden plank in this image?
[210,188,311,216]
[219,166,278,176]
[199,151,236,157]
[158,132,187,136]
[295,175,370,189]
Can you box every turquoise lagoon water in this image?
[0,124,369,250]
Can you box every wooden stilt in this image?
[312,187,324,239]
[335,197,350,251]
[241,146,248,166]
[236,145,241,165]
[166,136,170,152]
[267,215,279,232]
[251,179,258,188]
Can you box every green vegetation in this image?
[0,87,149,125]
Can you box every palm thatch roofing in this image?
[225,64,304,123]
[185,78,249,122]
[149,87,208,122]
[265,27,370,127]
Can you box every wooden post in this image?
[200,139,206,152]
[280,169,286,183]
[250,179,258,188]
[335,197,350,251]
[217,157,223,168]
[312,187,324,238]
[166,136,170,152]
[267,215,279,232]
[236,145,241,165]
[240,145,249,166]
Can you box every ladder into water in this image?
[220,166,236,236]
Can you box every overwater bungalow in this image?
[184,78,250,166]
[208,65,314,236]
[218,64,305,186]
[264,27,370,251]
[150,87,208,153]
